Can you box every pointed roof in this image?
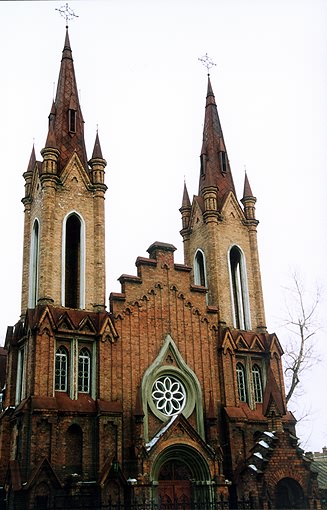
[91,131,104,159]
[199,76,236,209]
[26,145,36,173]
[45,28,88,173]
[243,172,254,199]
[181,181,191,209]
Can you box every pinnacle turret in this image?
[91,131,104,160]
[243,171,254,199]
[241,172,257,222]
[89,131,107,187]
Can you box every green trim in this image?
[141,334,205,441]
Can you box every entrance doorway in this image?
[158,460,192,507]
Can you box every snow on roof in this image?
[254,452,264,460]
[146,415,178,451]
[249,464,258,472]
[258,440,270,449]
[264,431,277,439]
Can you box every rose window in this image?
[152,375,186,416]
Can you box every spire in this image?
[44,27,88,174]
[243,171,254,199]
[23,145,36,201]
[181,181,191,209]
[92,131,103,159]
[199,76,236,209]
[180,181,192,236]
[26,145,36,173]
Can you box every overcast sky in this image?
[1,0,326,451]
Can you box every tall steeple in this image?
[180,76,266,331]
[20,28,107,313]
[44,27,88,173]
[199,76,236,210]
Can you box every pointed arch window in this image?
[194,249,207,287]
[252,364,263,403]
[62,213,85,309]
[55,346,68,392]
[236,362,247,402]
[229,246,251,330]
[78,348,91,393]
[29,219,40,307]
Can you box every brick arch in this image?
[275,477,306,509]
[265,466,307,490]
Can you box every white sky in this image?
[1,0,326,451]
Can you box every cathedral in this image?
[0,28,320,510]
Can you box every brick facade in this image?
[0,29,320,510]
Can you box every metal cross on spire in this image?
[198,53,216,75]
[55,3,78,27]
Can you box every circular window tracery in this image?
[152,375,186,416]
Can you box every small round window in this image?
[152,375,186,416]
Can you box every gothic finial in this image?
[198,53,216,75]
[55,3,78,27]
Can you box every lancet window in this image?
[194,249,207,287]
[55,346,68,392]
[62,212,85,309]
[236,362,247,402]
[252,364,263,403]
[229,246,251,330]
[29,219,40,307]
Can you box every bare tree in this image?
[282,274,322,404]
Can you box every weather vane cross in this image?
[198,53,216,74]
[55,3,78,27]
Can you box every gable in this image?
[220,191,246,223]
[60,152,91,191]
[189,196,204,231]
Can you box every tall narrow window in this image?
[219,151,227,173]
[55,346,68,392]
[29,219,40,307]
[68,109,76,133]
[252,364,263,403]
[78,348,90,393]
[15,347,26,405]
[229,246,250,330]
[194,249,206,287]
[236,362,247,402]
[200,153,207,176]
[65,214,81,308]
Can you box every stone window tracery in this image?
[152,375,186,416]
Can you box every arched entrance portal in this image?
[152,445,212,507]
[275,477,305,509]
